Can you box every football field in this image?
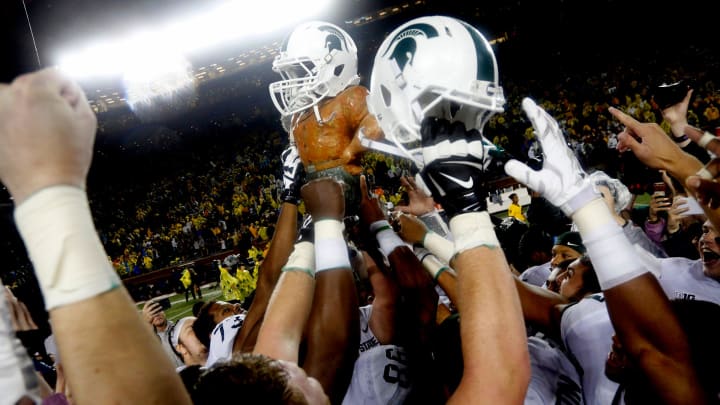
[137,284,223,323]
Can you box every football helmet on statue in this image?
[269,21,360,117]
[366,15,505,168]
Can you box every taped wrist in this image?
[281,241,315,278]
[418,251,450,281]
[583,223,648,290]
[370,220,406,257]
[560,184,601,217]
[697,131,716,148]
[313,219,350,272]
[14,186,121,310]
[573,198,648,290]
[422,232,454,264]
[449,212,500,256]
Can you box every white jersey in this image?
[525,334,583,405]
[656,257,720,304]
[343,305,410,405]
[561,294,619,405]
[205,314,245,368]
[357,305,380,354]
[0,281,41,405]
[521,261,552,287]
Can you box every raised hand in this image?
[419,117,497,218]
[660,88,693,137]
[648,193,672,222]
[280,143,305,204]
[394,175,436,216]
[0,68,97,204]
[358,174,387,228]
[396,213,429,245]
[504,98,597,216]
[609,106,702,181]
[301,177,345,221]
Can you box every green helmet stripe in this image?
[380,23,439,57]
[460,22,495,81]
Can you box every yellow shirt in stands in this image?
[508,203,527,222]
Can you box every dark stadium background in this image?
[0,0,716,318]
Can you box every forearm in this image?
[513,277,566,335]
[444,212,529,402]
[450,247,530,404]
[436,269,459,311]
[667,152,703,188]
[388,247,438,344]
[604,276,704,404]
[53,290,191,403]
[303,269,359,403]
[573,199,704,402]
[14,186,189,404]
[303,219,358,403]
[235,202,297,352]
[253,271,314,363]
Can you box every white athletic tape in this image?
[313,220,350,272]
[423,232,454,265]
[449,211,500,255]
[572,198,647,290]
[14,186,121,310]
[282,241,315,277]
[696,167,714,180]
[697,131,717,148]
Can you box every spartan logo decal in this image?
[381,23,439,72]
[318,25,347,53]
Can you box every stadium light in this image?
[56,0,333,80]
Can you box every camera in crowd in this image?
[652,80,691,110]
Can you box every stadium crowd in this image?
[1,12,720,405]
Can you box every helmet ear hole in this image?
[333,64,344,77]
[381,85,392,107]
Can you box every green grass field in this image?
[137,284,224,323]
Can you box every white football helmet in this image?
[366,16,505,168]
[269,21,360,117]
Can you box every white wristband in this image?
[370,220,406,257]
[13,186,121,310]
[572,198,648,290]
[282,241,315,278]
[314,219,350,272]
[697,131,716,148]
[422,232,454,265]
[420,253,450,281]
[449,212,500,255]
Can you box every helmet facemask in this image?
[269,21,360,118]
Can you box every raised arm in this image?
[234,144,302,353]
[509,97,706,404]
[415,117,530,404]
[0,69,190,403]
[299,178,359,403]
[253,235,315,363]
[610,106,720,233]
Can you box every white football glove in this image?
[504,98,599,216]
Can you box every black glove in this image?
[280,144,305,204]
[419,117,495,218]
[297,214,314,244]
